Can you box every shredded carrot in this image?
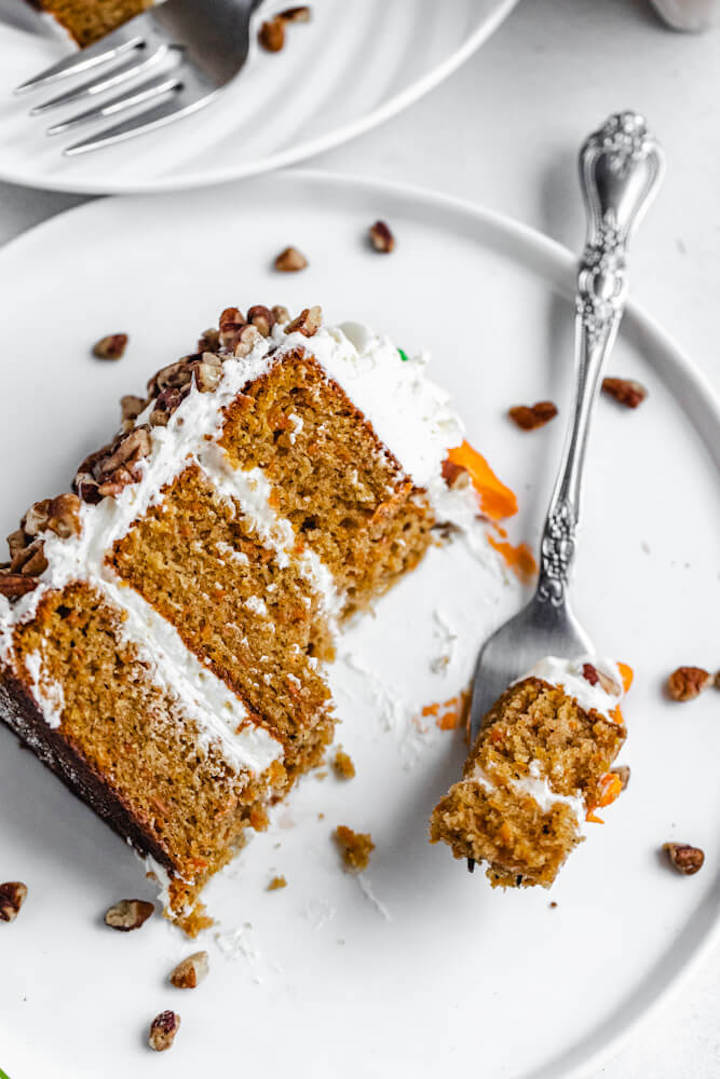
[609,706,625,726]
[487,534,538,584]
[617,661,634,694]
[445,441,518,521]
[586,810,604,824]
[419,691,470,731]
[421,702,440,718]
[586,772,624,823]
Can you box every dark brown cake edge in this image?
[0,665,176,882]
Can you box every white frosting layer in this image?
[467,759,586,834]
[521,655,624,722]
[0,316,486,777]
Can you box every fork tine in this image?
[63,89,216,156]
[30,44,170,115]
[46,73,181,136]
[14,26,146,95]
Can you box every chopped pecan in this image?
[667,665,711,701]
[197,327,220,353]
[120,394,147,427]
[285,305,322,337]
[441,459,470,490]
[148,1010,181,1052]
[663,842,704,875]
[92,333,128,361]
[274,246,308,272]
[73,444,113,504]
[280,5,311,20]
[582,662,599,686]
[611,764,631,790]
[104,898,155,931]
[76,427,153,500]
[169,951,209,989]
[11,540,48,576]
[192,354,224,392]
[508,401,558,431]
[149,386,190,427]
[233,324,263,358]
[146,358,194,398]
[218,307,247,349]
[258,15,285,51]
[368,220,395,253]
[0,881,28,922]
[247,304,275,337]
[0,571,40,599]
[272,304,291,325]
[602,377,647,409]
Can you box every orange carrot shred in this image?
[445,441,518,521]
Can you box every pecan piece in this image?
[92,333,128,361]
[280,5,311,21]
[368,220,395,253]
[11,539,48,576]
[149,386,190,427]
[258,15,285,51]
[272,304,291,326]
[0,572,40,599]
[169,951,209,989]
[218,307,247,349]
[0,881,28,922]
[197,327,220,353]
[508,401,558,431]
[247,304,275,337]
[191,354,224,392]
[285,305,322,337]
[663,842,704,875]
[274,246,308,272]
[611,764,631,790]
[667,665,711,701]
[602,377,647,409]
[104,898,154,931]
[148,1010,181,1052]
[582,662,599,686]
[233,324,263,358]
[120,394,147,427]
[440,459,470,490]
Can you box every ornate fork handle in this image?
[536,112,665,608]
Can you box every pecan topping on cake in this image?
[602,377,647,409]
[0,572,40,599]
[508,401,558,431]
[368,220,395,253]
[667,665,711,701]
[169,951,209,989]
[120,394,147,429]
[233,325,263,358]
[0,881,28,922]
[148,1010,181,1051]
[104,897,155,931]
[286,305,322,337]
[218,307,247,349]
[74,427,152,502]
[247,304,275,337]
[92,333,128,361]
[274,246,308,273]
[663,842,704,875]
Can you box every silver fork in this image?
[14,0,262,155]
[467,112,664,774]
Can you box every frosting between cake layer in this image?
[0,316,488,772]
[467,759,586,834]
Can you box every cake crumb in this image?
[317,812,325,820]
[334,825,374,873]
[267,875,287,891]
[332,747,356,779]
[314,770,328,781]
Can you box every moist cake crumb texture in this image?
[430,657,631,887]
[0,306,501,932]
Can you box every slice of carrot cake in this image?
[0,304,506,933]
[32,0,153,47]
[430,657,632,887]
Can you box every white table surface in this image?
[2,0,719,1075]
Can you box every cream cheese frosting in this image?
[0,315,488,777]
[520,655,624,722]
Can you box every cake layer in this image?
[430,659,629,887]
[35,0,152,46]
[220,349,435,616]
[109,463,334,778]
[2,581,284,931]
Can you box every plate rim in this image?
[0,0,521,197]
[1,166,719,1079]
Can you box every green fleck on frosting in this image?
[398,348,409,363]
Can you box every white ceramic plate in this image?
[2,172,720,1079]
[0,0,519,195]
